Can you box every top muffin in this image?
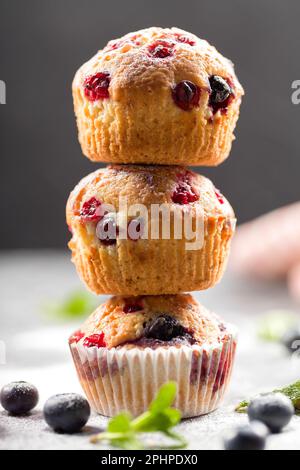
[73,27,244,166]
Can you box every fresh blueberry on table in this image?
[248,393,294,433]
[43,393,90,434]
[224,421,269,450]
[0,381,39,415]
[281,327,300,354]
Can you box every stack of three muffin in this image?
[67,27,244,418]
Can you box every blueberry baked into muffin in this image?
[73,27,243,166]
[66,165,236,295]
[69,294,237,417]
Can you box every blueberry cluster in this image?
[225,324,300,450]
[224,393,294,450]
[0,381,90,434]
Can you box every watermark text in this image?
[0,80,6,104]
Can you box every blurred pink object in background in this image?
[230,202,300,300]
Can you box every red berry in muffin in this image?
[172,171,199,204]
[174,33,196,46]
[69,330,85,345]
[83,333,106,348]
[148,39,175,58]
[80,197,102,222]
[172,80,201,111]
[83,72,110,101]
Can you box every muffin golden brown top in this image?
[72,27,243,166]
[73,26,243,109]
[66,165,235,226]
[69,294,229,349]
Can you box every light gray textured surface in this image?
[0,250,300,450]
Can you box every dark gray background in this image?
[1,0,299,249]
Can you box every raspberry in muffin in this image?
[69,294,237,417]
[72,27,244,166]
[66,165,236,296]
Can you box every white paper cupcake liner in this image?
[70,325,237,418]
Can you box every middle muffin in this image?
[67,165,235,295]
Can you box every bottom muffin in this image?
[69,294,237,418]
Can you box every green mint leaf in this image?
[236,380,300,413]
[274,380,300,411]
[107,412,132,433]
[257,310,298,342]
[91,381,186,449]
[131,411,157,432]
[43,290,97,319]
[235,399,250,413]
[161,408,181,427]
[131,409,180,433]
[149,381,177,414]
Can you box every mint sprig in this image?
[91,382,187,450]
[236,380,300,414]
